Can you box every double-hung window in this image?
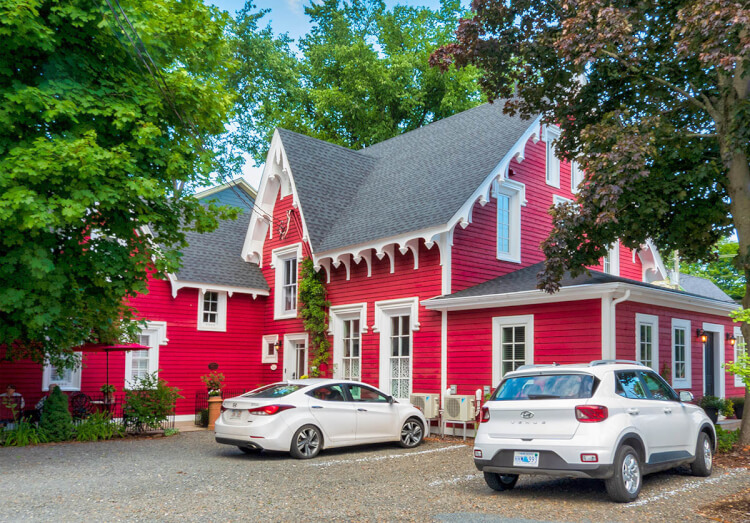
[197,290,227,331]
[672,319,691,388]
[493,179,525,263]
[571,161,583,193]
[342,318,361,381]
[735,326,746,388]
[272,244,302,319]
[283,257,297,313]
[545,125,561,188]
[492,315,534,385]
[636,313,659,371]
[43,358,82,391]
[601,243,620,276]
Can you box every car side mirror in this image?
[679,390,694,402]
[387,395,394,404]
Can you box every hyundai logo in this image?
[232,402,237,408]
[520,411,534,419]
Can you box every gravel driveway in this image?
[1,432,747,522]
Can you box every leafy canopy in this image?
[233,0,483,163]
[674,237,746,300]
[0,0,238,366]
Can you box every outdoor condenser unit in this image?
[409,393,440,419]
[443,395,476,422]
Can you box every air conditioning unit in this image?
[410,393,440,419]
[444,395,476,422]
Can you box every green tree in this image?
[0,0,238,367]
[673,238,746,300]
[39,386,73,442]
[232,0,482,163]
[433,0,750,443]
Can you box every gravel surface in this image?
[1,432,748,522]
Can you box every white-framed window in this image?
[330,303,367,381]
[671,318,691,388]
[602,243,620,276]
[735,326,746,389]
[553,194,572,206]
[125,331,160,388]
[272,243,302,319]
[492,179,525,263]
[636,313,659,371]
[262,334,279,364]
[545,125,561,188]
[42,359,82,391]
[492,315,534,386]
[571,160,583,193]
[197,290,227,331]
[375,297,419,400]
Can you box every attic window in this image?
[545,125,561,189]
[198,290,227,331]
[492,179,525,264]
[272,243,302,320]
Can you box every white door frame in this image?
[283,333,308,380]
[375,298,419,399]
[701,322,725,398]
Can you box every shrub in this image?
[2,419,48,447]
[164,428,180,437]
[698,395,735,417]
[200,371,225,396]
[74,412,125,442]
[198,408,209,427]
[123,371,183,432]
[716,425,740,453]
[730,396,745,416]
[39,386,73,441]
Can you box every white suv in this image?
[473,361,715,502]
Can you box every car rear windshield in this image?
[492,373,596,400]
[243,384,305,398]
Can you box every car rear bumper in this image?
[214,417,293,452]
[474,449,614,479]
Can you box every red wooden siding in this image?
[445,300,603,396]
[615,302,743,398]
[451,133,643,293]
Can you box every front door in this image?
[283,337,307,380]
[704,332,715,396]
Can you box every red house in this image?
[3,104,744,420]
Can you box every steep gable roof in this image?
[276,102,537,253]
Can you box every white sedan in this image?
[214,379,427,459]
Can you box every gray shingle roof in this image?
[436,262,735,304]
[175,205,269,292]
[678,274,736,303]
[277,102,536,253]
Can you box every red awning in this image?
[73,343,150,352]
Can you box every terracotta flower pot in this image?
[208,396,223,430]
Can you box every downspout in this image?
[609,290,631,360]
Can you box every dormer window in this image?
[198,290,227,331]
[492,179,526,264]
[272,243,302,319]
[545,125,561,188]
[571,161,583,193]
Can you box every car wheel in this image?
[605,445,641,503]
[690,432,713,477]
[483,472,519,491]
[238,446,259,455]
[399,418,424,448]
[290,425,322,459]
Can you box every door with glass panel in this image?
[342,318,361,381]
[389,315,411,400]
[284,338,308,380]
[500,325,526,377]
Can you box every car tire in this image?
[399,418,424,448]
[483,472,519,491]
[290,424,322,459]
[238,446,259,455]
[605,445,642,503]
[690,431,713,477]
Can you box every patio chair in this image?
[70,393,93,420]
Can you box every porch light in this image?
[274,340,282,352]
[726,334,737,346]
[696,329,708,343]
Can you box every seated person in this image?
[0,384,25,424]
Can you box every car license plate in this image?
[513,451,540,467]
[230,409,241,420]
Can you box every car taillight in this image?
[480,405,490,423]
[575,405,608,423]
[247,405,295,416]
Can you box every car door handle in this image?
[663,408,672,414]
[627,408,639,415]
[357,408,367,412]
[311,405,323,409]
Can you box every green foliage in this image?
[725,344,750,390]
[730,396,745,413]
[298,258,331,377]
[99,384,116,394]
[164,428,180,437]
[0,0,240,365]
[672,238,746,300]
[74,412,125,442]
[39,386,73,442]
[2,419,48,447]
[699,395,735,418]
[716,425,740,453]
[123,371,183,432]
[198,408,209,427]
[200,371,225,395]
[233,0,482,163]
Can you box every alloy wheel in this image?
[622,453,640,495]
[296,427,319,457]
[702,437,712,469]
[401,420,423,446]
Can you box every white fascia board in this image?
[422,281,739,316]
[169,279,269,299]
[645,239,668,280]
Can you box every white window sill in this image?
[496,254,522,264]
[673,380,691,390]
[274,310,298,320]
[48,385,80,392]
[197,324,227,332]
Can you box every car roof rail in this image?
[514,363,561,371]
[589,359,645,367]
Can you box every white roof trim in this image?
[422,281,738,316]
[167,273,269,299]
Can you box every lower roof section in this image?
[422,262,738,316]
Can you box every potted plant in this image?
[730,396,745,420]
[200,372,225,430]
[99,384,116,404]
[698,395,734,423]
